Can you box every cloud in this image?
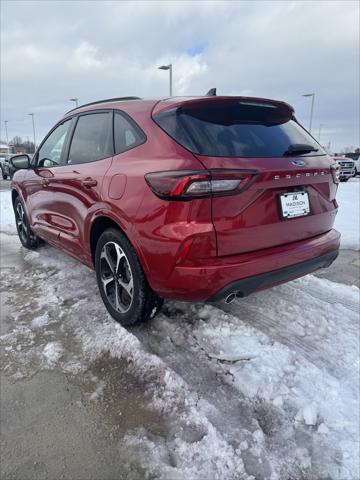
[155,54,208,95]
[72,41,105,69]
[0,0,358,151]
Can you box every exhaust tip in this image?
[225,292,237,304]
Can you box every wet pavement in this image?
[314,249,360,287]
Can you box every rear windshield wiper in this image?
[283,144,319,156]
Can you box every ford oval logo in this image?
[292,160,306,167]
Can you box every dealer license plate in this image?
[280,191,310,219]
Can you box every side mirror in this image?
[9,154,31,170]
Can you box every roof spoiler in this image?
[152,96,294,123]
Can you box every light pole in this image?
[4,120,9,145]
[28,113,37,153]
[70,98,79,107]
[318,123,324,144]
[158,64,173,96]
[302,93,315,134]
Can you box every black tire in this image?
[95,228,163,326]
[1,168,7,180]
[13,197,42,249]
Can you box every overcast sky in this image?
[1,0,359,152]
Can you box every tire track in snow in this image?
[217,279,359,387]
[292,282,359,314]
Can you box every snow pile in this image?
[31,313,51,328]
[42,341,64,366]
[295,404,318,426]
[0,190,15,234]
[334,180,360,250]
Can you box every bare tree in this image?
[10,136,35,153]
[11,136,23,146]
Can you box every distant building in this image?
[12,146,26,154]
[0,143,11,155]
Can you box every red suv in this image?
[10,95,340,325]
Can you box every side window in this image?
[114,111,145,155]
[68,113,112,165]
[37,120,71,168]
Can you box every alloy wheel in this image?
[16,202,28,243]
[99,241,134,313]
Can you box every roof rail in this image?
[66,96,141,114]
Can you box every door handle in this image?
[81,178,98,188]
[41,179,50,187]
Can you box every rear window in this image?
[154,101,325,158]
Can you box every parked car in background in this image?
[10,95,340,326]
[333,156,355,181]
[353,156,360,176]
[0,155,10,179]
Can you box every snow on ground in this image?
[0,180,359,478]
[1,246,253,480]
[42,341,64,365]
[334,179,360,250]
[1,240,359,479]
[0,190,15,234]
[192,292,359,479]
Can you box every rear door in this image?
[153,98,338,257]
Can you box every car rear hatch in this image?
[153,97,338,257]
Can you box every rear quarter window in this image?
[114,111,146,155]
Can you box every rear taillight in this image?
[145,169,258,200]
[331,163,340,184]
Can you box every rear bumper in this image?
[153,229,341,301]
[208,250,338,302]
